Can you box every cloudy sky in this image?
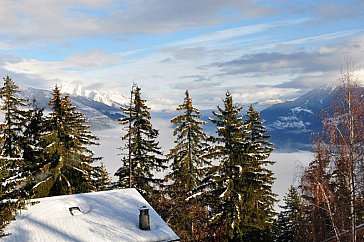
[0,0,363,110]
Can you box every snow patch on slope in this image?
[270,115,311,132]
[291,106,313,114]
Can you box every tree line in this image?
[114,86,276,241]
[0,76,276,241]
[1,67,363,241]
[113,68,364,242]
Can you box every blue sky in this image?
[0,0,363,110]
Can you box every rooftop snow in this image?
[3,188,179,242]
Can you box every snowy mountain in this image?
[21,87,125,130]
[59,82,128,108]
[260,86,364,151]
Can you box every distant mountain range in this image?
[21,86,364,151]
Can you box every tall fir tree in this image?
[167,90,209,193]
[164,90,210,241]
[115,85,166,196]
[62,95,101,193]
[199,94,276,241]
[276,186,304,242]
[20,100,48,196]
[0,76,28,234]
[200,91,250,241]
[0,76,28,157]
[243,104,276,241]
[32,86,101,197]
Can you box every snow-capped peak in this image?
[59,82,128,107]
[60,82,84,96]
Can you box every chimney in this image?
[139,206,150,230]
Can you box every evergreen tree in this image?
[199,94,276,241]
[243,104,276,241]
[277,186,303,242]
[115,85,166,196]
[32,86,100,197]
[20,100,48,196]
[163,90,210,241]
[62,95,101,193]
[167,90,209,193]
[0,77,28,230]
[0,76,28,157]
[200,91,249,241]
[93,162,111,191]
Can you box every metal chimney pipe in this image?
[139,206,150,230]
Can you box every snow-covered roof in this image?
[3,188,180,242]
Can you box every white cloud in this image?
[0,0,111,47]
[166,18,309,48]
[102,0,272,34]
[65,50,120,69]
[0,0,272,48]
[2,32,364,111]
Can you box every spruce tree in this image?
[0,76,28,157]
[199,95,276,241]
[115,85,166,196]
[20,100,48,196]
[93,162,111,191]
[62,95,101,193]
[33,85,73,196]
[167,90,209,193]
[277,186,303,242]
[164,90,210,240]
[243,104,276,241]
[200,91,249,241]
[32,86,100,197]
[0,76,28,234]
